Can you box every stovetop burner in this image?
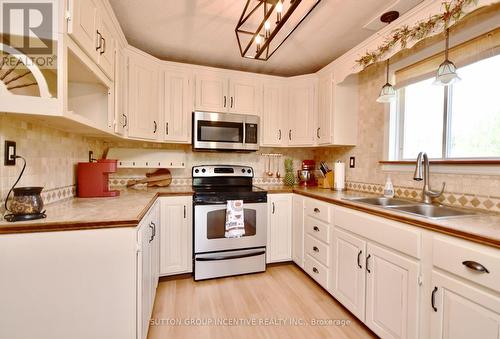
[192,165,267,204]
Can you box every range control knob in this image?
[194,169,199,173]
[241,168,246,173]
[247,169,252,173]
[201,168,206,173]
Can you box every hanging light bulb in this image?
[264,20,271,38]
[255,34,262,53]
[276,1,283,23]
[377,59,396,103]
[434,28,461,86]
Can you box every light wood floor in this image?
[148,263,376,339]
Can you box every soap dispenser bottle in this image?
[383,176,395,198]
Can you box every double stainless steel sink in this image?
[344,197,475,220]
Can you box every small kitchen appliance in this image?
[192,165,267,280]
[297,160,318,187]
[3,155,46,222]
[77,159,120,198]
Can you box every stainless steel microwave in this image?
[192,111,259,152]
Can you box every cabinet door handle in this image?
[288,129,292,141]
[272,202,275,214]
[96,30,102,51]
[183,205,186,219]
[366,254,371,273]
[313,246,319,253]
[166,122,169,135]
[312,267,319,274]
[100,36,106,55]
[313,226,319,232]
[151,221,156,239]
[230,96,233,108]
[313,207,320,213]
[148,223,154,243]
[278,129,281,140]
[431,287,438,312]
[122,114,127,128]
[153,121,157,133]
[462,260,490,273]
[223,96,226,108]
[357,250,363,269]
[317,127,320,139]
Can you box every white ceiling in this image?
[109,0,423,76]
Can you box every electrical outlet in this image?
[349,156,355,168]
[4,141,16,166]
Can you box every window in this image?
[391,54,500,160]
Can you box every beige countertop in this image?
[0,186,193,234]
[1,184,499,249]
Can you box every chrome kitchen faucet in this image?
[413,152,446,204]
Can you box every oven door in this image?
[194,202,267,253]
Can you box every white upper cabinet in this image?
[315,70,358,146]
[228,77,260,115]
[195,71,260,115]
[67,0,99,58]
[317,74,332,144]
[127,49,160,140]
[162,68,192,143]
[195,71,228,112]
[114,48,128,136]
[287,77,316,146]
[261,81,287,146]
[67,0,116,80]
[95,9,115,79]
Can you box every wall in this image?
[0,114,104,212]
[314,62,500,213]
[104,139,314,187]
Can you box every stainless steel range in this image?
[192,165,267,281]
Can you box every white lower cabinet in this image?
[430,270,500,339]
[267,194,292,263]
[365,242,419,339]
[332,227,366,321]
[292,194,305,267]
[137,201,160,339]
[159,196,193,276]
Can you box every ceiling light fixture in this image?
[235,0,321,61]
[434,28,461,86]
[376,11,399,103]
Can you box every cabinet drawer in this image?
[433,236,500,293]
[305,216,330,244]
[305,254,328,289]
[305,199,331,223]
[305,234,329,267]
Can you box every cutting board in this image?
[126,169,172,187]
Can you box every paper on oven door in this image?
[225,200,245,238]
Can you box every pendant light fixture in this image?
[376,11,399,103]
[377,59,397,103]
[434,28,461,86]
[235,0,322,61]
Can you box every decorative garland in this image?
[356,0,479,68]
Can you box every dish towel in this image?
[225,200,245,238]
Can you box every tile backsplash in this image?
[0,114,104,212]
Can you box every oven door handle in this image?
[195,250,265,262]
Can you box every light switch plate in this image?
[349,157,355,168]
[4,140,16,166]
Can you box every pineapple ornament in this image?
[284,158,295,186]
